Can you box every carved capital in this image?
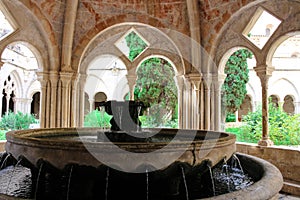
[254,65,274,86]
[60,71,74,87]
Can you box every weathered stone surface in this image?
[237,143,300,196]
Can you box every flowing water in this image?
[0,154,254,200]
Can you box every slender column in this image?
[175,75,185,129]
[5,95,10,114]
[61,0,79,72]
[255,65,274,146]
[89,99,95,112]
[75,74,87,127]
[60,72,73,127]
[186,0,201,72]
[56,80,62,127]
[213,74,226,131]
[183,77,192,129]
[189,74,202,129]
[14,98,31,114]
[126,74,137,100]
[203,75,212,130]
[36,72,49,128]
[210,86,215,130]
[49,72,59,127]
[200,82,204,129]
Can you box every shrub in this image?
[0,111,37,130]
[84,110,112,128]
[225,112,236,122]
[239,104,300,145]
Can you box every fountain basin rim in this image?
[5,127,236,151]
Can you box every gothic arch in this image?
[76,22,185,76]
[74,15,169,72]
[218,46,256,74]
[269,78,299,102]
[213,0,300,71]
[267,32,300,67]
[1,41,43,71]
[1,0,59,72]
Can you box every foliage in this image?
[222,49,252,114]
[228,104,300,145]
[134,58,178,127]
[0,130,6,140]
[0,111,37,130]
[125,30,178,127]
[84,110,112,128]
[225,113,236,122]
[125,31,148,61]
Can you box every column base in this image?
[258,138,274,146]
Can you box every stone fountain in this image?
[0,101,283,200]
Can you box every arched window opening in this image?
[31,92,40,119]
[2,75,16,115]
[94,92,107,110]
[135,57,178,128]
[238,95,252,121]
[283,95,295,115]
[269,95,279,108]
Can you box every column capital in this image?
[254,65,274,84]
[60,71,74,86]
[185,73,202,91]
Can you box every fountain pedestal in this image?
[99,100,145,132]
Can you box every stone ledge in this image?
[236,142,300,197]
[282,180,300,196]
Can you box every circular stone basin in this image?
[1,128,283,200]
[5,128,236,171]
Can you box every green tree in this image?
[222,49,252,114]
[125,31,148,61]
[134,58,178,126]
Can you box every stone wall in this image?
[237,143,300,196]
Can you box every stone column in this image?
[213,74,226,131]
[73,74,86,127]
[189,74,202,129]
[203,75,212,130]
[49,72,59,127]
[184,76,192,129]
[89,99,95,112]
[126,74,137,100]
[61,0,79,72]
[255,65,274,146]
[175,75,185,129]
[60,72,73,127]
[14,98,32,114]
[36,72,49,128]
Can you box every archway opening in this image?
[135,57,178,128]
